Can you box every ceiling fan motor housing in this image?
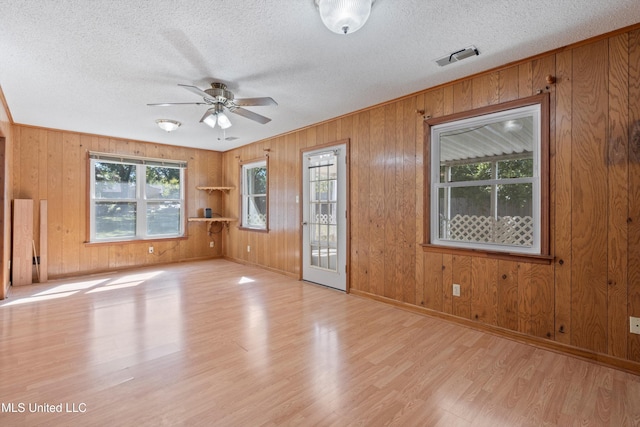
[204,83,234,104]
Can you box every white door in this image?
[302,144,347,291]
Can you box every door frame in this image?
[299,139,350,292]
[0,137,5,300]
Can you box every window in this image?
[427,94,549,255]
[241,159,268,230]
[89,153,186,242]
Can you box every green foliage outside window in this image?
[442,157,533,216]
[91,159,184,241]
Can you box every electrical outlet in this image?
[209,241,214,248]
[631,317,640,335]
[452,284,461,297]
[247,245,251,253]
[148,246,154,254]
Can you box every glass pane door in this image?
[308,152,338,271]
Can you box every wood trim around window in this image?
[238,156,269,233]
[423,92,551,259]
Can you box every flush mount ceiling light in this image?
[315,0,373,35]
[200,104,232,130]
[155,119,181,132]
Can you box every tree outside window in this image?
[90,154,185,242]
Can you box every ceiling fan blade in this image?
[147,102,208,106]
[229,107,271,124]
[233,97,278,107]
[178,84,215,101]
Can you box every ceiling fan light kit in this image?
[201,104,233,130]
[315,0,373,35]
[216,112,232,129]
[201,113,218,129]
[155,119,181,132]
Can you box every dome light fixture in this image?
[155,119,181,132]
[315,0,373,35]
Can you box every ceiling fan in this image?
[148,82,277,130]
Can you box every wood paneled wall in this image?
[11,126,224,279]
[222,26,640,367]
[6,26,640,368]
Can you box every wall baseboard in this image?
[222,256,299,279]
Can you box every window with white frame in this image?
[428,95,548,255]
[89,153,186,242]
[241,159,268,230]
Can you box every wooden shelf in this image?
[196,186,234,194]
[188,217,236,232]
[188,217,236,223]
[193,186,235,232]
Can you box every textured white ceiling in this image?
[1,1,639,152]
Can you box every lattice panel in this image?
[314,213,336,224]
[445,215,533,247]
[247,212,266,226]
[495,216,533,246]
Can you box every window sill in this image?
[85,235,188,246]
[420,243,554,265]
[238,226,269,233]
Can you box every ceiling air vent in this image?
[436,46,479,67]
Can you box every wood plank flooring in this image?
[1,259,639,426]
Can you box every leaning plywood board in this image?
[12,199,33,286]
[39,200,48,283]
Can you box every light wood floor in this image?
[1,259,639,426]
